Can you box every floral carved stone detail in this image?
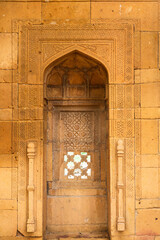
[64,152,91,180]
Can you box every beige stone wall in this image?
[0,1,159,240]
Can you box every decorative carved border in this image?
[17,22,134,85]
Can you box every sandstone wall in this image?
[0,1,159,240]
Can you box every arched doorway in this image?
[43,51,109,239]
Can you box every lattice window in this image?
[61,112,94,151]
[64,152,91,180]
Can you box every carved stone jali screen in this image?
[15,21,135,239]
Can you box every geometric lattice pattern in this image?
[62,112,93,150]
[64,152,91,180]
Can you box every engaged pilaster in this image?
[117,139,125,231]
[27,142,36,233]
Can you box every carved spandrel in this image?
[43,44,73,63]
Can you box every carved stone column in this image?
[27,142,36,232]
[117,139,125,231]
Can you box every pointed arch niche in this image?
[43,50,110,239]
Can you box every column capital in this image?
[27,142,36,158]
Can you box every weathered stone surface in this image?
[159,120,160,153]
[0,109,12,121]
[42,2,90,23]
[141,155,159,168]
[0,154,12,168]
[0,34,17,69]
[159,33,160,68]
[141,168,159,198]
[136,209,160,235]
[111,236,135,240]
[135,69,160,84]
[91,2,158,31]
[60,238,108,240]
[141,83,160,108]
[0,2,41,32]
[0,210,17,236]
[141,120,158,154]
[47,196,107,225]
[136,199,160,209]
[141,32,158,69]
[0,70,12,83]
[135,108,160,119]
[0,238,42,240]
[0,122,12,154]
[49,188,106,196]
[0,83,12,108]
[0,168,11,199]
[11,168,17,200]
[135,237,155,240]
[134,31,141,69]
[0,200,17,210]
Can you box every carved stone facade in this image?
[0,2,159,240]
[15,20,135,239]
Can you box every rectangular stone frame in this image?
[13,20,137,239]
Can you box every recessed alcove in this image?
[43,51,109,239]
